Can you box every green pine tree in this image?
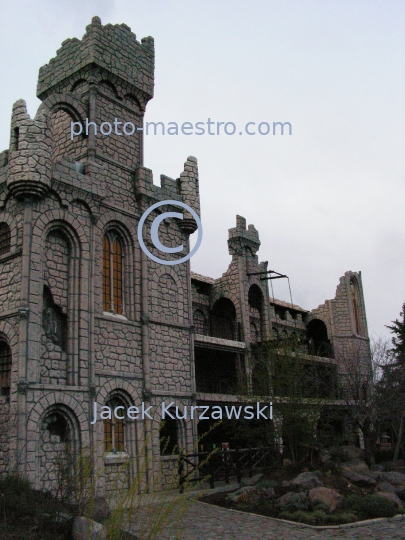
[386,302,405,365]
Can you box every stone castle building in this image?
[0,17,371,494]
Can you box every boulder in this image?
[343,459,369,475]
[260,487,276,499]
[277,491,309,512]
[377,481,397,494]
[341,468,376,487]
[73,516,107,540]
[226,485,275,504]
[92,497,111,524]
[290,471,323,491]
[227,486,256,504]
[309,487,342,513]
[375,492,403,508]
[379,472,405,487]
[240,473,263,487]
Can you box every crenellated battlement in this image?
[37,16,154,101]
[228,214,261,256]
[7,99,52,200]
[134,156,200,225]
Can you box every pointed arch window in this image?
[0,223,11,256]
[350,278,360,335]
[102,232,124,315]
[0,340,11,396]
[103,397,126,453]
[160,415,179,455]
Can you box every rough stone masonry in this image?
[0,16,371,495]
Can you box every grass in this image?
[1,423,221,540]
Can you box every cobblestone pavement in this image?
[129,500,405,540]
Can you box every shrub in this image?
[280,509,359,525]
[279,492,309,512]
[343,494,398,520]
[311,501,330,514]
[279,509,327,525]
[327,512,358,524]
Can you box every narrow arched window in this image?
[102,232,124,315]
[160,416,178,455]
[0,341,12,395]
[104,397,126,452]
[350,278,360,335]
[0,223,11,256]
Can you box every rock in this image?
[377,481,397,494]
[343,459,369,475]
[341,469,376,487]
[277,491,309,512]
[309,487,343,513]
[290,471,323,491]
[73,516,107,540]
[375,492,403,508]
[240,473,263,487]
[227,486,255,503]
[370,464,384,472]
[283,459,293,467]
[92,497,111,524]
[226,485,275,504]
[368,471,381,481]
[380,472,405,486]
[260,487,276,499]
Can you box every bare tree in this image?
[335,336,392,465]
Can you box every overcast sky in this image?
[1,0,404,340]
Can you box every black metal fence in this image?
[177,446,274,493]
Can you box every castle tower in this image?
[0,17,200,494]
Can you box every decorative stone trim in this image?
[18,307,29,319]
[17,381,29,395]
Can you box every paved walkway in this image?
[129,500,405,540]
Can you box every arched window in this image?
[102,232,124,315]
[248,285,263,342]
[0,223,11,256]
[0,341,11,395]
[103,397,126,453]
[210,298,237,341]
[194,310,207,335]
[160,416,178,455]
[350,278,360,335]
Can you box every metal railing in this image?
[177,446,274,493]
